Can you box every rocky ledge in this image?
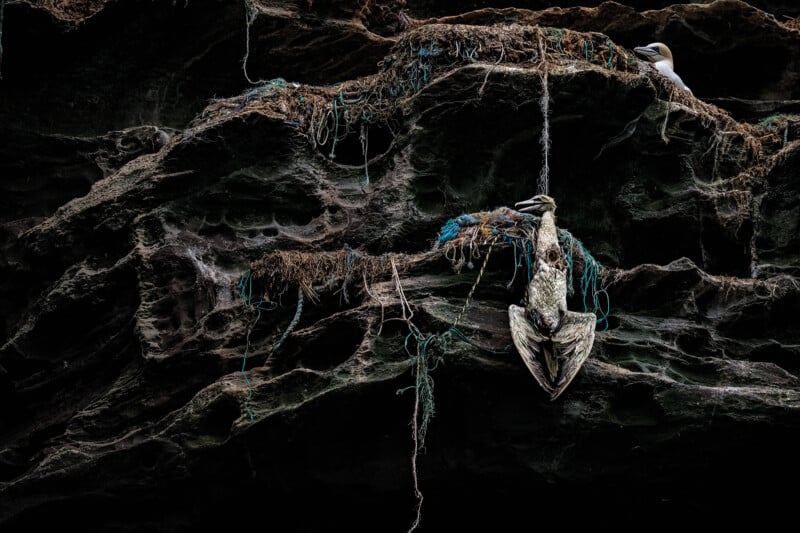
[1,1,799,530]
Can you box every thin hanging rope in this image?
[534,28,551,196]
[452,235,498,329]
[538,69,551,196]
[267,285,304,360]
[242,0,267,85]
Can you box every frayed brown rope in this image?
[452,235,499,329]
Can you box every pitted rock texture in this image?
[1,0,799,531]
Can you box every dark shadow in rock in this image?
[0,419,71,483]
[605,258,705,316]
[192,393,242,443]
[299,318,366,371]
[0,129,102,223]
[610,381,662,424]
[165,114,299,178]
[162,115,327,236]
[0,447,28,483]
[749,342,800,375]
[705,97,800,122]
[143,249,214,352]
[0,260,139,380]
[753,142,800,277]
[598,332,668,375]
[621,211,704,272]
[409,69,544,216]
[270,309,368,373]
[243,10,394,87]
[602,314,621,331]
[225,168,324,228]
[317,121,395,167]
[674,327,715,358]
[683,44,789,101]
[717,290,800,342]
[700,213,752,277]
[196,220,240,241]
[407,1,800,19]
[0,1,248,134]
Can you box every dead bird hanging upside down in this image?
[508,195,596,400]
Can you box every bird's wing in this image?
[550,311,596,400]
[656,62,692,94]
[669,71,692,94]
[509,304,554,394]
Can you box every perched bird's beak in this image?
[633,45,659,59]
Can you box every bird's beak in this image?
[633,45,657,58]
[515,197,538,213]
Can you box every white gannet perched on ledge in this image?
[508,195,596,400]
[634,42,693,95]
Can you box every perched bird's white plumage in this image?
[634,42,693,95]
[508,195,596,400]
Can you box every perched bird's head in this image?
[634,41,692,94]
[634,42,675,68]
[515,194,557,215]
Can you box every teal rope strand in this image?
[237,270,280,421]
[398,331,444,448]
[594,288,611,330]
[448,326,511,355]
[238,270,257,421]
[525,239,533,281]
[559,229,611,330]
[238,269,254,307]
[241,307,261,422]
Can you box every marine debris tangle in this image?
[236,205,610,531]
[436,206,609,325]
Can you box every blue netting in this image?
[438,208,610,327]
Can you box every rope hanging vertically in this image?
[538,69,551,196]
[536,28,551,196]
[268,285,304,358]
[242,0,266,85]
[452,235,499,329]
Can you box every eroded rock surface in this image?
[1,0,799,530]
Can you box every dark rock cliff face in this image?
[1,1,799,530]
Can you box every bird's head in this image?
[634,42,674,67]
[515,194,557,215]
